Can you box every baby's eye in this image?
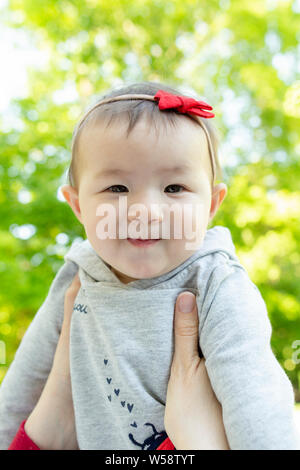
[105,184,186,194]
[106,185,128,193]
[164,184,185,194]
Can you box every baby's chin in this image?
[90,237,199,282]
[110,263,170,284]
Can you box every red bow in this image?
[154,90,214,118]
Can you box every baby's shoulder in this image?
[194,251,260,312]
[193,249,247,290]
[49,258,79,293]
[197,253,270,333]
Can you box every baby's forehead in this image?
[77,115,210,176]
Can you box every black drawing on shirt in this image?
[73,303,88,314]
[103,358,168,449]
[128,423,169,450]
[127,403,134,412]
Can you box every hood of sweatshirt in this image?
[64,225,239,290]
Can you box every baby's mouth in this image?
[127,238,161,247]
[128,237,161,240]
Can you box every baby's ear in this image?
[208,183,227,223]
[60,184,83,224]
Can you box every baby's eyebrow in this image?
[95,164,192,178]
[158,164,192,174]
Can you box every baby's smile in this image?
[126,238,161,248]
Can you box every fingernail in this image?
[178,293,195,313]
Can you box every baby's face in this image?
[62,116,226,284]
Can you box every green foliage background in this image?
[0,0,299,400]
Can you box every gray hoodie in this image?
[0,225,299,450]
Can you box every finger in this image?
[173,292,199,369]
[63,272,81,327]
[66,272,81,297]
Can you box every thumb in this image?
[173,292,199,369]
[63,272,81,329]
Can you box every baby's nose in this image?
[127,202,164,223]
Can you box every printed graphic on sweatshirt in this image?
[104,358,169,450]
[73,303,88,314]
[73,303,171,449]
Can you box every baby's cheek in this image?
[181,203,206,234]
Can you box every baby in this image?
[0,81,299,450]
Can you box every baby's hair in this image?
[68,81,223,191]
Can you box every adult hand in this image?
[24,273,81,450]
[164,291,230,450]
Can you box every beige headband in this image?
[77,93,216,185]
